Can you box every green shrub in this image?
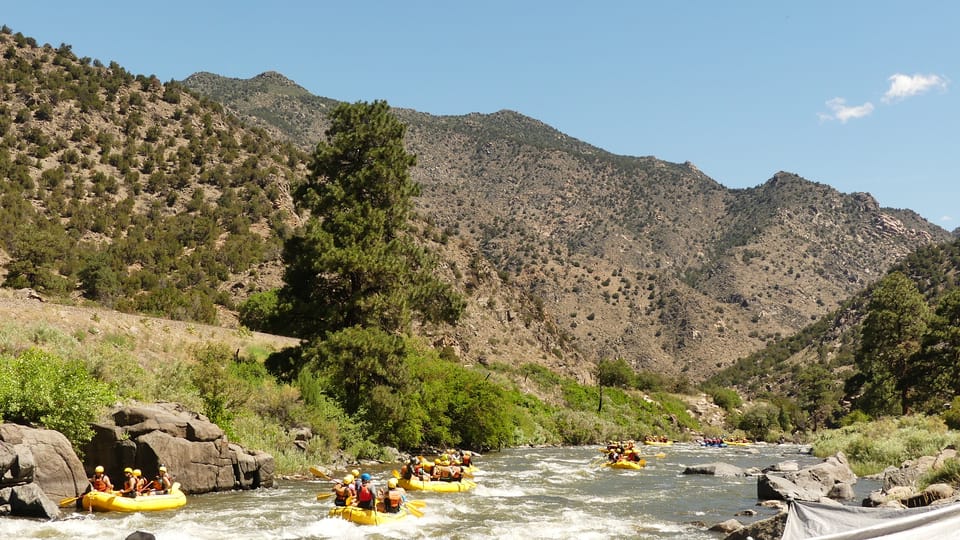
[708,387,743,412]
[813,415,960,476]
[0,348,116,448]
[919,457,960,490]
[942,397,960,430]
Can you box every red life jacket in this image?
[358,484,374,503]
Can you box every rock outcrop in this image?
[864,447,959,508]
[0,424,88,519]
[82,402,274,495]
[757,451,857,502]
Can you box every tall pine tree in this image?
[274,101,464,445]
[280,100,463,341]
[854,271,930,415]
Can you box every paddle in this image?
[58,495,82,507]
[392,469,400,479]
[404,502,424,518]
[406,500,426,508]
[316,492,335,501]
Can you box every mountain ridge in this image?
[181,70,953,380]
[0,25,949,388]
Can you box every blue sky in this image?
[4,2,957,228]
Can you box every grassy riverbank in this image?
[812,415,960,476]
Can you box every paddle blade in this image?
[309,466,331,480]
[58,495,80,507]
[406,499,427,508]
[316,492,335,501]
[639,459,647,467]
[392,469,400,479]
[656,452,666,459]
[405,503,425,518]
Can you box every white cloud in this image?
[819,97,874,123]
[882,73,948,103]
[941,215,953,223]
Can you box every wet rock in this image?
[683,462,744,476]
[710,518,743,533]
[724,511,787,540]
[8,482,59,519]
[126,532,157,540]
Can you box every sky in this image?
[4,2,957,228]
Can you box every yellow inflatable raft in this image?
[82,482,186,512]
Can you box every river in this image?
[0,444,878,540]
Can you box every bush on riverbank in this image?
[1,317,710,473]
[0,347,116,447]
[812,415,960,476]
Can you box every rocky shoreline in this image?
[1,401,274,519]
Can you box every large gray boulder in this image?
[757,452,857,502]
[82,402,274,494]
[0,424,87,501]
[683,462,745,477]
[0,424,88,519]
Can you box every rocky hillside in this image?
[0,26,951,386]
[183,71,953,380]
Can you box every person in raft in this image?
[379,477,407,513]
[89,465,113,492]
[120,467,138,497]
[354,473,377,510]
[147,465,173,495]
[332,474,356,507]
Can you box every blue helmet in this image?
[360,473,371,481]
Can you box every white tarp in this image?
[782,500,960,540]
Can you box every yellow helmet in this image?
[387,478,398,488]
[159,466,167,472]
[124,467,133,474]
[95,465,104,473]
[344,474,354,483]
[351,469,360,477]
[133,469,142,477]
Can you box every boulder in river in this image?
[0,423,88,519]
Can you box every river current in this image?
[1,444,879,540]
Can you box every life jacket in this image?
[357,483,374,508]
[461,454,472,466]
[123,476,138,497]
[91,474,109,492]
[384,488,403,513]
[333,483,350,506]
[150,478,165,492]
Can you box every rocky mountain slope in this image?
[0,27,950,386]
[183,71,953,381]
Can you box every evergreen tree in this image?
[854,271,930,415]
[279,100,464,342]
[911,288,960,412]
